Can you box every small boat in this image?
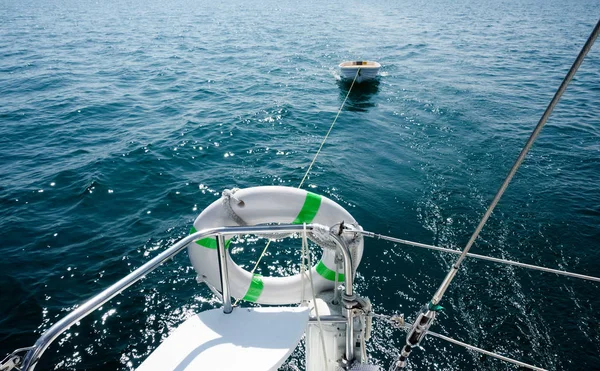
[339,61,381,83]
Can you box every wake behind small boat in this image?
[339,61,381,83]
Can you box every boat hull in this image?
[339,61,380,82]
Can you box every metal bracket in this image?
[1,347,35,371]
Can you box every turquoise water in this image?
[1,0,599,369]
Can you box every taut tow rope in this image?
[233,68,362,306]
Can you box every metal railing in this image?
[18,223,356,371]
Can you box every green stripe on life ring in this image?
[242,274,264,302]
[292,192,322,224]
[189,226,231,249]
[316,260,344,281]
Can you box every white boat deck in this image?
[136,306,309,371]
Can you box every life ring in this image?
[187,186,364,305]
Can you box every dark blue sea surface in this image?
[1,0,599,369]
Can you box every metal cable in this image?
[356,230,600,283]
[432,17,600,305]
[372,315,547,370]
[391,19,600,370]
[426,330,547,371]
[373,313,546,371]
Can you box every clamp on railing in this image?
[1,346,34,371]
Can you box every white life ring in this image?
[187,186,364,305]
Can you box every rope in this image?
[233,68,361,306]
[222,188,247,226]
[298,68,361,188]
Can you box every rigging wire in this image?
[425,330,547,371]
[394,18,600,370]
[373,314,547,370]
[431,17,600,308]
[352,229,600,283]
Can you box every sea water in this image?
[1,0,598,369]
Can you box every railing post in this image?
[330,232,355,364]
[216,234,233,314]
